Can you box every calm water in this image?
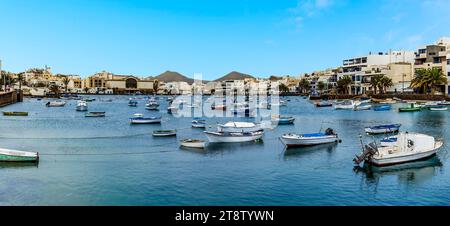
[1,96,450,206]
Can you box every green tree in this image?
[411,68,447,94]
[379,76,393,94]
[62,76,70,93]
[370,75,383,94]
[317,81,325,95]
[337,75,352,94]
[49,84,61,98]
[298,79,310,94]
[278,83,289,93]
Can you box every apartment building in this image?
[414,37,450,94]
[338,51,415,94]
[84,71,154,94]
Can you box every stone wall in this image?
[0,91,18,107]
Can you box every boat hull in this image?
[205,132,263,143]
[130,119,161,124]
[0,149,39,162]
[280,135,338,147]
[180,140,206,149]
[368,150,437,167]
[3,112,28,116]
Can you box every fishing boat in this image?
[373,105,391,111]
[83,98,96,102]
[204,129,264,143]
[438,100,450,106]
[45,101,66,107]
[353,105,372,111]
[428,105,448,111]
[364,124,401,134]
[76,100,88,111]
[128,99,138,107]
[217,121,260,132]
[0,148,39,162]
[399,103,422,112]
[271,115,295,125]
[192,118,207,128]
[315,100,332,107]
[152,130,177,137]
[130,113,162,124]
[180,139,207,149]
[146,101,159,110]
[211,104,227,110]
[280,128,339,148]
[334,100,360,110]
[2,111,28,116]
[354,132,443,166]
[85,112,106,117]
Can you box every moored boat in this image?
[2,111,28,116]
[428,105,448,111]
[0,148,39,162]
[217,121,260,132]
[130,113,162,124]
[167,106,179,114]
[76,100,88,111]
[364,124,401,134]
[399,103,421,112]
[192,118,207,128]
[128,99,138,107]
[85,112,106,117]
[315,100,332,107]
[353,104,372,111]
[280,128,339,148]
[373,105,391,111]
[46,101,66,107]
[204,129,264,143]
[354,132,443,166]
[271,115,295,125]
[334,100,360,110]
[152,130,177,137]
[180,139,206,149]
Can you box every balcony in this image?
[415,53,427,59]
[438,51,447,57]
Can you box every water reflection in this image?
[0,162,39,169]
[283,143,338,160]
[354,156,443,192]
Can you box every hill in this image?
[155,71,194,84]
[214,71,254,82]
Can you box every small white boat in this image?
[46,101,66,107]
[192,118,207,128]
[128,99,138,107]
[334,100,360,110]
[76,100,88,111]
[364,124,401,134]
[204,129,264,143]
[0,148,39,162]
[354,132,443,166]
[353,104,372,111]
[130,113,162,124]
[180,139,206,149]
[167,106,179,114]
[271,115,295,125]
[429,105,448,111]
[217,121,260,133]
[280,128,339,148]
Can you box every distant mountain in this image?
[155,71,194,84]
[214,71,254,82]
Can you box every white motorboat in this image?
[280,128,339,148]
[353,104,372,111]
[76,100,88,111]
[45,100,66,107]
[152,130,177,137]
[364,124,401,134]
[180,139,207,149]
[204,129,264,143]
[354,132,443,166]
[217,121,260,133]
[334,100,360,110]
[130,113,162,124]
[428,105,448,111]
[0,148,39,162]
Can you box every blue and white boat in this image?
[364,124,401,134]
[374,105,391,111]
[204,129,264,143]
[280,128,339,148]
[130,113,161,124]
[75,100,88,111]
[192,118,207,128]
[128,99,138,107]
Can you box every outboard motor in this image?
[325,128,335,135]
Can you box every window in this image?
[448,72,450,77]
[447,59,450,65]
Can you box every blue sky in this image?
[0,0,449,79]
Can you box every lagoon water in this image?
[1,96,450,205]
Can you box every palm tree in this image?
[369,75,383,94]
[411,68,447,94]
[337,75,352,94]
[49,84,60,98]
[84,87,90,94]
[379,76,393,94]
[317,81,325,95]
[153,79,159,94]
[17,73,24,91]
[298,79,310,94]
[278,83,289,94]
[62,76,70,93]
